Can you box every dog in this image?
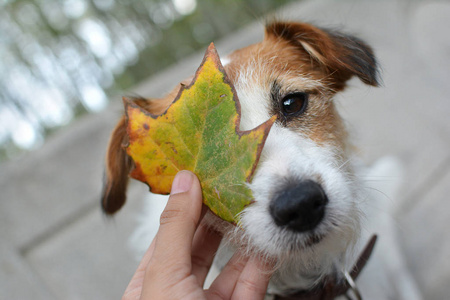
[102,21,422,299]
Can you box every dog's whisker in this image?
[362,186,394,203]
[337,156,355,171]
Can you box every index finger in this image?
[122,238,156,300]
[232,255,273,299]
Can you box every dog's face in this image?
[102,21,378,294]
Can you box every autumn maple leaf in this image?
[125,43,276,224]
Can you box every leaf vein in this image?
[178,96,201,156]
[193,87,228,172]
[203,188,234,218]
[169,121,195,159]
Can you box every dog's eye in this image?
[281,92,308,116]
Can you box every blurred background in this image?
[1,0,450,299]
[0,0,292,161]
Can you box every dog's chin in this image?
[203,209,333,258]
[260,229,329,257]
[301,232,326,248]
[203,209,357,293]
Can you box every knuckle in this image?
[191,253,210,270]
[147,259,190,284]
[159,208,184,226]
[237,277,263,294]
[207,288,227,300]
[229,259,246,274]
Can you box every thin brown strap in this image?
[274,234,378,300]
[350,235,377,279]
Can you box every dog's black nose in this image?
[270,180,328,232]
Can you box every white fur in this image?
[220,56,231,67]
[196,63,361,294]
[239,126,361,292]
[354,157,423,300]
[131,157,423,299]
[130,51,422,300]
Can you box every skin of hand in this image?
[122,170,274,300]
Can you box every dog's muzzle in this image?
[269,180,328,232]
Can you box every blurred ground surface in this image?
[1,0,450,299]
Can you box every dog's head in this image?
[102,21,379,293]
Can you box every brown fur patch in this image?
[101,85,183,214]
[101,21,378,214]
[102,116,131,214]
[222,30,350,151]
[265,21,379,88]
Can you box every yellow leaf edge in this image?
[123,43,277,223]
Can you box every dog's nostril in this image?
[312,199,323,209]
[269,180,328,233]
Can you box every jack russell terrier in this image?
[101,21,423,300]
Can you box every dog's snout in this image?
[270,180,328,232]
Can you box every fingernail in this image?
[171,171,194,195]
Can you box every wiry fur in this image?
[102,21,422,299]
[201,60,363,292]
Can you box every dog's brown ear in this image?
[265,21,379,89]
[101,94,178,214]
[101,115,131,215]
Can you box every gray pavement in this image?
[1,0,450,299]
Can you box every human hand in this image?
[122,170,273,300]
